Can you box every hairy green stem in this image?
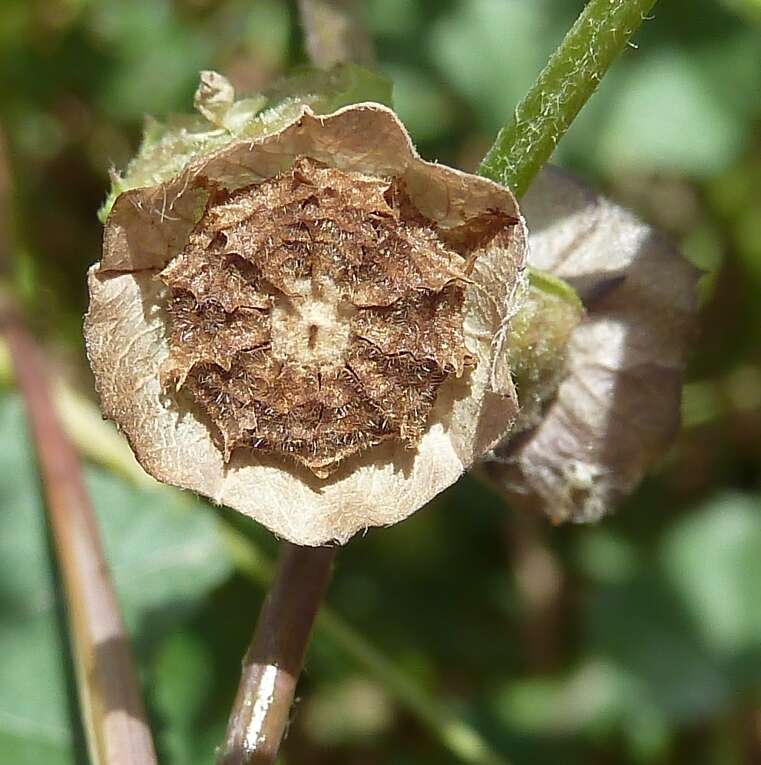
[479,0,659,196]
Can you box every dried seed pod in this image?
[479,167,699,523]
[85,90,527,545]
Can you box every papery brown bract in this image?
[480,167,699,523]
[85,99,527,545]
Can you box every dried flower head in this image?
[85,81,527,545]
[479,167,699,523]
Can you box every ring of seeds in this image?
[159,157,479,477]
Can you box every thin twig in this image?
[218,542,337,765]
[298,0,375,68]
[2,309,158,765]
[504,513,563,672]
[0,128,157,765]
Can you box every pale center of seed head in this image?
[269,278,356,367]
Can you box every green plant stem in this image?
[478,0,659,197]
[316,611,511,765]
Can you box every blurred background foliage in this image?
[1,1,761,763]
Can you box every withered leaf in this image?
[479,167,699,524]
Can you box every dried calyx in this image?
[84,77,527,546]
[159,158,484,477]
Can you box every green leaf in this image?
[152,630,220,765]
[660,493,761,656]
[596,47,752,176]
[493,660,633,735]
[0,393,232,764]
[429,0,570,135]
[585,573,732,724]
[572,528,640,585]
[378,65,455,143]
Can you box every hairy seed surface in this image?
[159,157,479,476]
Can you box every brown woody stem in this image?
[298,0,375,68]
[2,309,158,765]
[218,542,338,765]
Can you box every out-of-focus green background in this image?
[2,1,761,763]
